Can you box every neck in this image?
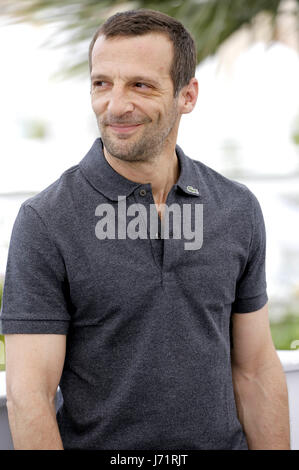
[103,145,180,206]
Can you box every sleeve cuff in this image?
[231,291,268,314]
[0,319,69,334]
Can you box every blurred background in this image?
[1,0,299,369]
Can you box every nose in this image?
[107,83,134,116]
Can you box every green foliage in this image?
[291,115,299,146]
[1,0,286,79]
[21,118,49,140]
[0,336,4,372]
[270,312,299,350]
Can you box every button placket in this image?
[160,185,181,278]
[137,185,165,271]
[152,185,178,275]
[131,185,163,276]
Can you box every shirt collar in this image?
[79,137,201,201]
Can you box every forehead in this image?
[91,32,173,81]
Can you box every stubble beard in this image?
[96,101,180,163]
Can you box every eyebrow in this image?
[90,74,161,88]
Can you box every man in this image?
[0,9,290,450]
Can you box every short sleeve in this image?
[231,191,268,313]
[0,203,71,334]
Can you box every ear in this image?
[179,77,198,115]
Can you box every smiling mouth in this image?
[108,124,142,133]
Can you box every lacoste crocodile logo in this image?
[186,185,199,195]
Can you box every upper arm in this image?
[0,203,71,335]
[230,302,278,375]
[5,334,66,403]
[231,190,268,315]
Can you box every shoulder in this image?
[20,164,81,219]
[191,157,260,211]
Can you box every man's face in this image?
[90,32,183,162]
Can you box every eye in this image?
[93,81,107,87]
[135,82,150,89]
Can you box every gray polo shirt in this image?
[0,137,268,450]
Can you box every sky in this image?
[0,19,299,316]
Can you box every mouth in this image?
[108,123,142,134]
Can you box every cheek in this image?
[91,95,103,115]
[156,105,172,124]
[146,102,166,122]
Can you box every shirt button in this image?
[139,189,146,197]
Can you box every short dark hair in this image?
[88,9,197,97]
